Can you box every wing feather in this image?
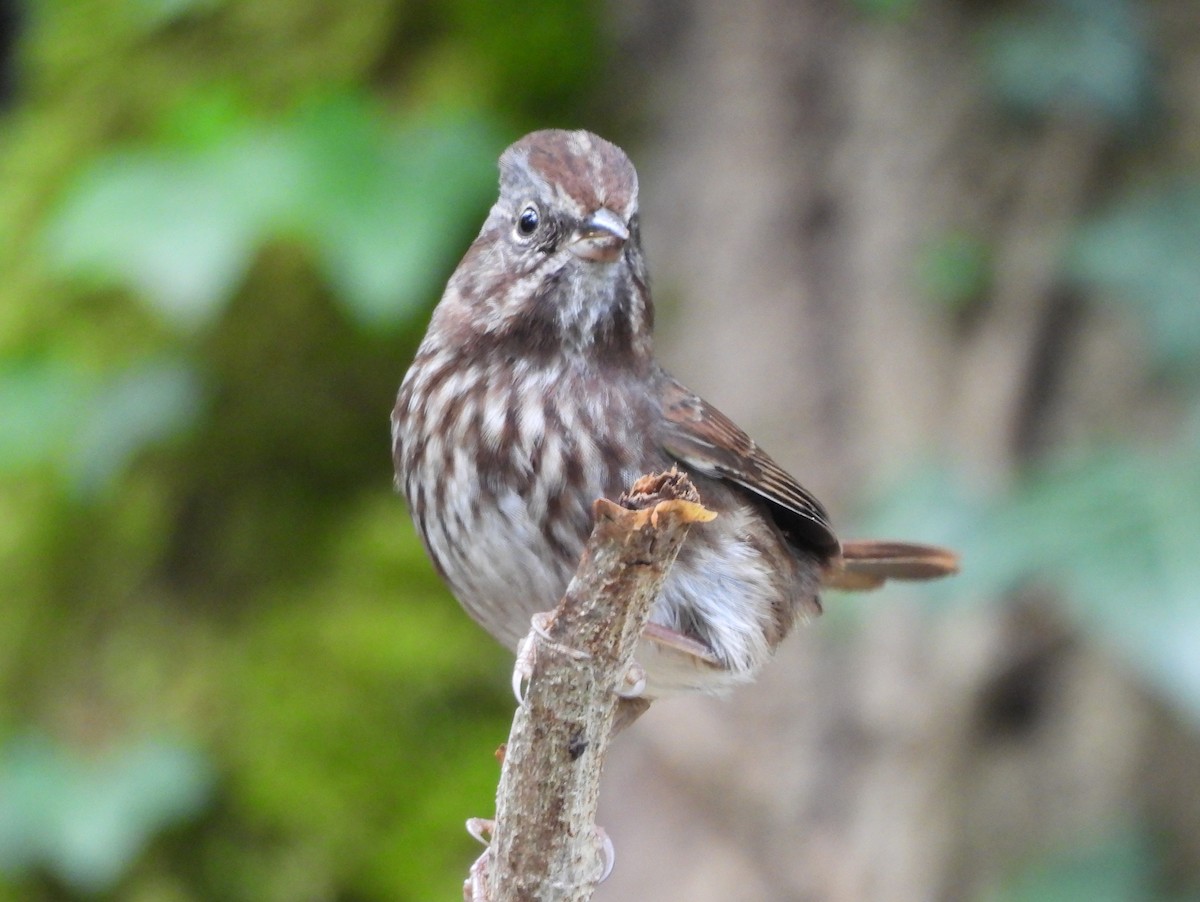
[659,374,841,555]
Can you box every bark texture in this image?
[472,472,713,902]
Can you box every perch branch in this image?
[465,469,713,902]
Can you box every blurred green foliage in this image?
[0,0,602,898]
[895,2,1200,897]
[1069,183,1200,374]
[893,0,1200,737]
[888,0,1200,734]
[849,0,920,22]
[983,0,1153,126]
[984,829,1159,902]
[0,735,214,893]
[869,447,1200,722]
[44,97,502,329]
[916,231,993,315]
[3,0,1199,898]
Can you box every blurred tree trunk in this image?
[597,0,1200,899]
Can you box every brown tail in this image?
[822,540,960,591]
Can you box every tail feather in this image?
[822,540,960,591]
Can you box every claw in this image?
[529,610,554,640]
[463,820,495,900]
[516,611,599,703]
[595,826,615,882]
[465,817,494,846]
[616,660,647,698]
[512,628,538,704]
[511,652,530,704]
[532,610,592,660]
[464,848,491,901]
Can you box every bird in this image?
[392,129,957,711]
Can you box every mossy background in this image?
[0,2,604,898]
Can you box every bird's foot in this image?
[616,659,646,698]
[461,819,613,896]
[463,819,494,901]
[593,825,616,883]
[512,611,594,704]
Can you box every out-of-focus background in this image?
[2,0,1199,899]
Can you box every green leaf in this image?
[68,358,204,497]
[126,0,224,31]
[0,735,215,893]
[293,99,502,327]
[849,0,919,21]
[916,231,992,314]
[1067,183,1200,372]
[44,150,276,331]
[44,95,503,333]
[983,0,1152,126]
[0,357,202,494]
[0,360,90,472]
[987,829,1151,902]
[865,450,1200,724]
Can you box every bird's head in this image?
[438,130,652,363]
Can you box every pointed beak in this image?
[568,207,629,263]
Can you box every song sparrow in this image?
[392,129,956,700]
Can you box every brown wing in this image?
[659,373,841,556]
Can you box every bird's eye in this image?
[516,204,540,237]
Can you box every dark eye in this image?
[516,204,540,237]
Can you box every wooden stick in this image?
[466,470,713,902]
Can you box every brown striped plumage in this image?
[392,130,957,699]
